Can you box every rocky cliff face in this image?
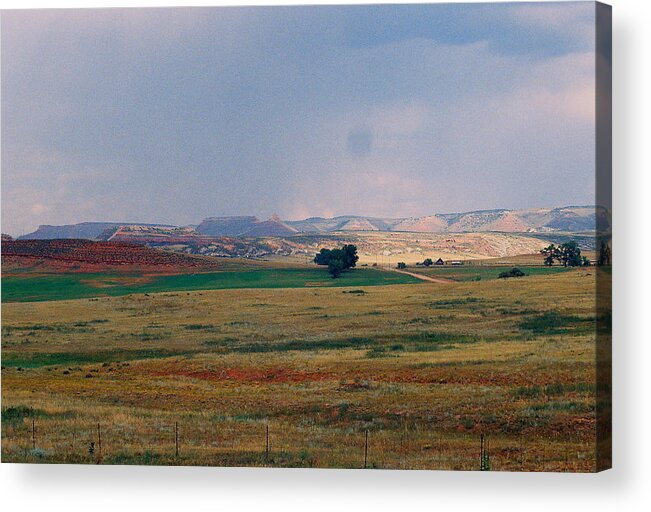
[196,216,259,236]
[196,215,297,237]
[18,222,174,240]
[287,206,604,234]
[15,205,607,242]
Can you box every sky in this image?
[1,2,598,236]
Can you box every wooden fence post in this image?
[32,418,35,450]
[480,434,483,470]
[364,429,369,469]
[265,424,269,462]
[175,421,179,457]
[97,422,102,458]
[480,434,490,471]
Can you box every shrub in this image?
[1,405,39,423]
[28,448,50,459]
[498,267,526,279]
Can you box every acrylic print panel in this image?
[0,2,611,472]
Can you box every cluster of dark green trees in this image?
[314,244,359,277]
[540,241,590,267]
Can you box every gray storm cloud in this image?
[1,3,596,235]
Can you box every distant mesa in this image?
[18,222,174,241]
[286,215,396,233]
[196,214,297,237]
[241,214,298,237]
[99,225,213,245]
[337,218,380,231]
[392,215,448,233]
[14,205,607,242]
[196,216,260,236]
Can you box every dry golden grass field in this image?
[1,263,608,471]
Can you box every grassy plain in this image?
[1,267,418,303]
[406,265,573,282]
[1,264,605,471]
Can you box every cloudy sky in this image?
[1,2,597,235]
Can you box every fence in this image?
[1,417,595,471]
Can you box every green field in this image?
[409,265,574,282]
[1,267,420,303]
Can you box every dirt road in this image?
[389,268,455,284]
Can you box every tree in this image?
[422,258,433,267]
[314,248,332,266]
[559,241,582,267]
[397,262,407,269]
[328,258,344,278]
[314,245,359,278]
[540,244,559,266]
[342,244,359,269]
[540,241,584,267]
[581,256,591,267]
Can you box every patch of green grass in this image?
[1,268,420,302]
[496,307,537,316]
[202,337,239,347]
[134,332,170,342]
[429,298,481,308]
[405,317,436,324]
[519,312,590,335]
[1,405,75,425]
[183,324,217,331]
[104,451,167,465]
[512,382,596,399]
[410,344,451,352]
[413,265,573,282]
[365,346,397,358]
[232,336,376,353]
[2,320,108,335]
[1,349,196,368]
[545,382,597,395]
[1,405,42,424]
[401,331,477,344]
[530,401,594,413]
[225,330,475,355]
[75,319,110,325]
[513,385,543,398]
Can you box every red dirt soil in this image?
[1,239,223,273]
[151,367,335,383]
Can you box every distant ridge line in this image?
[15,205,607,240]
